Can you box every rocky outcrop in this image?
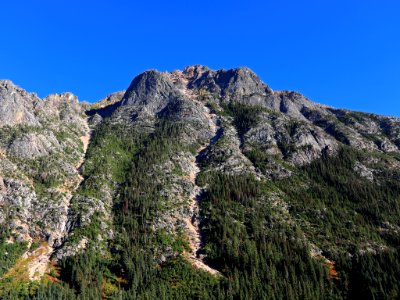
[121,71,183,118]
[8,132,59,158]
[86,91,125,122]
[92,91,125,109]
[0,84,90,280]
[0,80,40,128]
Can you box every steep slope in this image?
[1,66,400,299]
[0,82,89,286]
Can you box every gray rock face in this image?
[0,84,89,252]
[95,91,125,108]
[186,66,275,106]
[121,70,183,116]
[0,80,40,127]
[273,91,320,121]
[199,116,257,175]
[86,91,125,122]
[245,115,337,166]
[36,93,83,125]
[8,132,59,158]
[354,161,374,181]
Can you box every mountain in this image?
[1,66,400,299]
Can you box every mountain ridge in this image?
[2,68,398,119]
[1,66,400,299]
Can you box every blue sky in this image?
[0,0,399,116]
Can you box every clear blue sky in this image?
[1,0,399,116]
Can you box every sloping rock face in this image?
[122,71,181,114]
[0,80,40,127]
[8,133,56,158]
[0,82,89,251]
[86,90,125,122]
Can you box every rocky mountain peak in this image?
[0,79,17,89]
[118,66,275,114]
[121,70,182,116]
[0,80,40,128]
[116,66,319,122]
[181,65,211,80]
[92,91,125,109]
[123,70,174,98]
[180,66,272,99]
[43,92,78,103]
[216,67,273,98]
[0,80,40,101]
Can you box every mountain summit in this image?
[1,66,400,299]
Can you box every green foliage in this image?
[0,125,42,145]
[0,215,28,279]
[276,147,400,298]
[54,130,74,143]
[221,102,264,136]
[30,241,40,251]
[205,101,220,114]
[315,120,351,145]
[82,121,142,184]
[0,239,28,278]
[197,171,337,299]
[278,147,400,250]
[156,230,189,254]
